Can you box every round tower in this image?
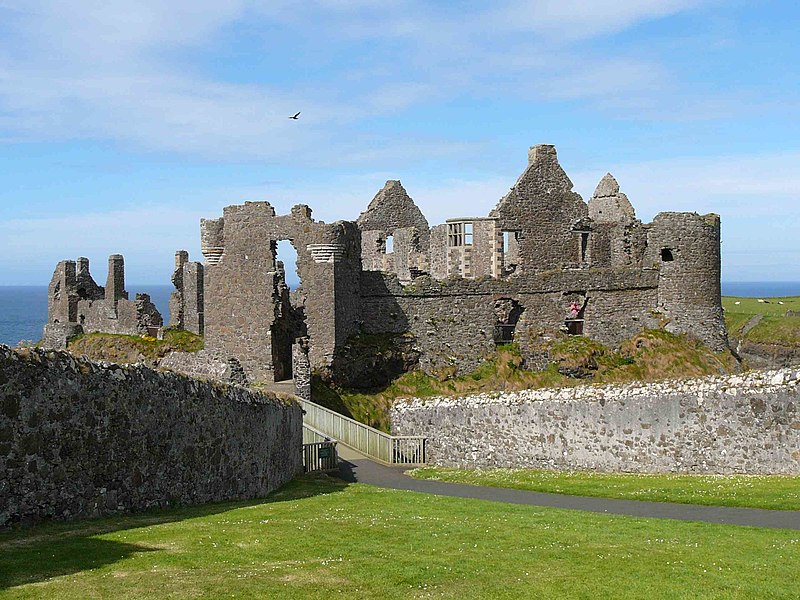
[646,212,728,351]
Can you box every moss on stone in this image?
[67,329,203,364]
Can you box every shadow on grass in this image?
[0,473,348,590]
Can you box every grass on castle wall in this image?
[1,475,799,600]
[409,468,800,511]
[66,329,203,363]
[315,331,738,432]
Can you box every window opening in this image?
[271,239,306,382]
[565,320,584,335]
[661,248,674,262]
[448,222,474,247]
[276,240,300,289]
[448,223,462,247]
[385,235,394,253]
[580,232,589,262]
[464,223,473,246]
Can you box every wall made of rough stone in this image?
[357,180,430,248]
[77,294,162,336]
[391,368,800,474]
[490,145,589,273]
[169,251,204,335]
[1,345,301,527]
[647,212,728,351]
[429,225,448,279]
[202,202,362,381]
[43,256,163,348]
[359,269,661,373]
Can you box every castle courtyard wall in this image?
[1,345,302,527]
[391,368,800,474]
[359,269,661,373]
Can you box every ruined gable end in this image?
[357,180,430,246]
[588,173,636,224]
[489,144,588,272]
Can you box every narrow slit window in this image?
[385,235,394,253]
[580,232,589,262]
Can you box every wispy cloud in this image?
[0,0,722,163]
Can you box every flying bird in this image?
[289,112,300,120]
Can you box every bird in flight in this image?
[289,112,300,120]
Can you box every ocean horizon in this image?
[2,281,800,347]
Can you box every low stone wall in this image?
[391,369,800,474]
[1,345,301,527]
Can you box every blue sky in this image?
[0,0,798,285]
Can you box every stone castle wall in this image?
[201,202,363,383]
[359,269,662,373]
[1,345,302,527]
[42,255,162,349]
[391,369,800,474]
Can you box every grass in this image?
[314,332,739,432]
[409,468,800,511]
[723,295,800,346]
[1,475,799,599]
[67,329,203,363]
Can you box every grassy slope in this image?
[410,468,800,511]
[315,330,739,432]
[723,295,800,345]
[67,329,203,363]
[1,475,799,599]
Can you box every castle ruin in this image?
[43,255,163,348]
[43,144,728,385]
[193,144,728,384]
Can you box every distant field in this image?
[722,295,800,317]
[723,295,800,345]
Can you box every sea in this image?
[2,281,800,348]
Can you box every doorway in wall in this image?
[271,239,305,382]
[494,298,524,345]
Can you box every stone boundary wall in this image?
[1,345,302,527]
[391,369,800,474]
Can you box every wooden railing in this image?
[301,399,426,465]
[302,425,338,472]
[303,423,332,444]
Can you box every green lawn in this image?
[1,475,799,599]
[409,468,800,511]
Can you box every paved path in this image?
[335,448,800,531]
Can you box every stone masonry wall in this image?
[169,250,204,335]
[646,212,728,351]
[202,202,362,381]
[391,368,800,474]
[42,255,163,349]
[359,269,660,374]
[1,345,302,527]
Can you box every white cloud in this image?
[0,0,720,162]
[490,0,705,41]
